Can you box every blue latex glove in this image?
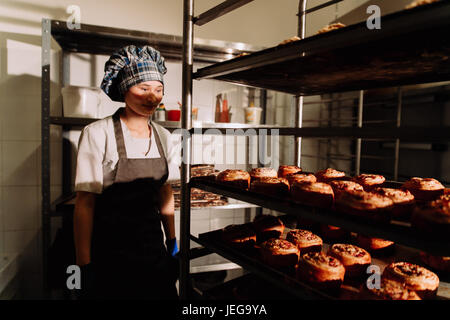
[166,238,179,257]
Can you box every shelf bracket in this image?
[194,0,254,26]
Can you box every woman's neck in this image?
[120,106,151,138]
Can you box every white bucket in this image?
[244,107,262,124]
[61,86,101,118]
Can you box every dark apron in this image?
[90,108,178,300]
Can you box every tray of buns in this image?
[194,0,450,95]
[194,212,450,300]
[191,166,450,256]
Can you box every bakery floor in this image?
[191,229,450,300]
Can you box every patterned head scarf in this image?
[100,45,167,102]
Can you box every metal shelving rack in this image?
[180,0,450,299]
[40,18,261,295]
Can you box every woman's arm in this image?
[74,191,96,266]
[159,183,176,241]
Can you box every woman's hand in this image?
[74,191,96,266]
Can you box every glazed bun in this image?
[372,187,415,219]
[327,243,371,278]
[258,238,300,268]
[319,224,351,242]
[252,215,285,242]
[334,190,393,223]
[411,198,450,238]
[290,181,334,208]
[314,168,346,183]
[278,165,302,178]
[356,234,395,255]
[286,173,317,187]
[402,177,444,201]
[382,262,439,299]
[249,167,278,181]
[222,223,256,250]
[329,180,364,199]
[353,174,385,191]
[250,177,289,196]
[286,229,323,255]
[297,252,345,292]
[217,169,251,189]
[359,279,421,300]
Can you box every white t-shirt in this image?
[74,115,180,194]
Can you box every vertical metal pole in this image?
[295,0,307,167]
[180,0,193,300]
[394,87,402,181]
[61,52,71,196]
[355,90,364,175]
[41,18,51,298]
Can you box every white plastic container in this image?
[61,86,101,118]
[244,107,263,124]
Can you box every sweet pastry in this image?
[402,177,444,201]
[257,238,300,268]
[359,279,421,300]
[317,22,346,34]
[250,177,289,196]
[419,251,450,273]
[352,174,385,191]
[249,167,278,182]
[252,215,285,242]
[277,165,302,179]
[411,198,450,237]
[382,262,439,299]
[286,229,323,255]
[329,180,364,198]
[334,190,393,223]
[290,181,334,208]
[314,168,346,183]
[356,234,395,255]
[278,36,301,45]
[297,252,345,292]
[222,223,257,250]
[319,224,350,241]
[406,0,440,9]
[327,243,371,278]
[286,173,317,187]
[372,187,415,219]
[216,169,251,189]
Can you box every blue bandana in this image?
[101,45,167,102]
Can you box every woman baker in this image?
[73,45,180,299]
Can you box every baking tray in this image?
[190,178,450,256]
[194,226,450,300]
[194,1,450,95]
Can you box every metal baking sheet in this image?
[194,227,450,300]
[190,178,450,256]
[194,1,450,95]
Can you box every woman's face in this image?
[124,80,163,117]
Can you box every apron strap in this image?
[150,122,167,164]
[112,108,128,159]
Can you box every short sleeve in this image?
[74,123,106,194]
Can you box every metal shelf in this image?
[190,126,450,142]
[190,179,450,256]
[194,1,450,95]
[191,233,333,300]
[49,20,263,63]
[192,233,450,300]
